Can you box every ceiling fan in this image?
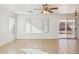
[35,4,58,14]
[74,10,79,16]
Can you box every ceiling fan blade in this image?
[43,4,48,7]
[34,9,43,10]
[48,10,53,13]
[49,7,58,10]
[42,4,49,10]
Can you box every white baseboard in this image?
[17,38,55,40]
[17,35,58,39]
[17,37,58,40]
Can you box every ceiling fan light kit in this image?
[42,10,50,14]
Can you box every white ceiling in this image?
[0,4,79,14]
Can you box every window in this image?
[9,16,15,34]
[26,18,49,33]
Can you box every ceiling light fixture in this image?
[74,10,79,16]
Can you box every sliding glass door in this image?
[59,18,76,39]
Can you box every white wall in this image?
[76,16,79,39]
[0,8,16,46]
[17,14,76,39]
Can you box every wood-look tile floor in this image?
[0,39,79,54]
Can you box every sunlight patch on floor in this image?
[21,48,48,54]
